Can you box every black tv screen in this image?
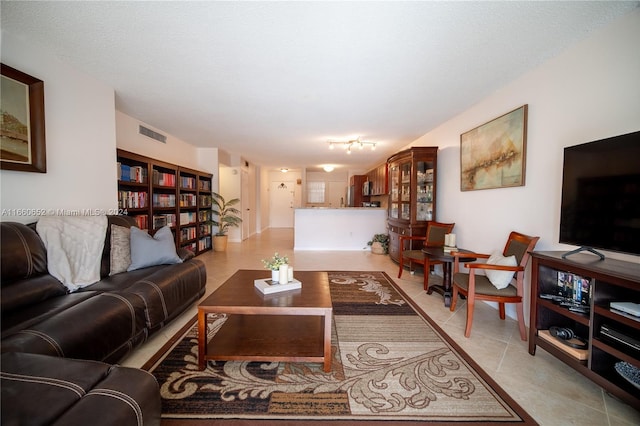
[559,130,640,256]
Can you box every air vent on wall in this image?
[139,125,167,143]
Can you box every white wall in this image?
[0,32,117,223]
[115,111,217,176]
[408,9,640,320]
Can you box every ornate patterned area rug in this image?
[143,271,536,425]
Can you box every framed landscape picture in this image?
[1,63,47,173]
[460,105,527,191]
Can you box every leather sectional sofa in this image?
[0,216,207,425]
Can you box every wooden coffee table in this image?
[197,270,333,372]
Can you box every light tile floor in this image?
[122,228,640,425]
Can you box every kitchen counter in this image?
[294,207,387,250]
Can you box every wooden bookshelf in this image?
[116,149,213,255]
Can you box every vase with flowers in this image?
[262,252,289,282]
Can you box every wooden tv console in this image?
[528,251,639,408]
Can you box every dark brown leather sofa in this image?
[0,216,207,425]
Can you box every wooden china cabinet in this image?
[387,147,438,262]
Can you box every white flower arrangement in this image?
[262,252,289,270]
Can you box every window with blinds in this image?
[306,181,325,203]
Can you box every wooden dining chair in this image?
[398,221,455,291]
[449,231,540,340]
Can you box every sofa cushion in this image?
[96,259,207,331]
[1,352,161,426]
[1,291,99,339]
[0,274,68,316]
[110,224,131,275]
[0,222,49,283]
[128,226,182,271]
[0,291,147,363]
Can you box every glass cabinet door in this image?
[416,160,434,221]
[389,165,399,219]
[400,162,411,219]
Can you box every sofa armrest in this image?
[177,247,195,262]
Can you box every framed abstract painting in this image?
[460,105,527,191]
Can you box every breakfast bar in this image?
[294,207,387,251]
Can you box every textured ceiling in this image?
[1,1,637,172]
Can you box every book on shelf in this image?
[118,163,146,183]
[152,170,176,187]
[180,175,196,189]
[254,278,302,295]
[199,180,211,191]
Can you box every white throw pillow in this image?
[485,251,517,289]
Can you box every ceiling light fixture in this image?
[280,168,288,173]
[323,165,334,172]
[327,137,377,153]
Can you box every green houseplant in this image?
[211,192,242,251]
[367,233,389,255]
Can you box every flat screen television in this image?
[559,130,640,258]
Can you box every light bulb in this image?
[328,143,334,150]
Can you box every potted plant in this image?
[262,252,289,281]
[211,192,242,251]
[367,233,389,255]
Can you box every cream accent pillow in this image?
[109,224,131,275]
[485,251,517,289]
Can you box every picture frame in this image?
[1,63,47,173]
[460,104,527,191]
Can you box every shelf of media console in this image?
[537,298,590,325]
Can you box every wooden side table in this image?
[420,247,476,307]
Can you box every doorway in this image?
[270,181,295,228]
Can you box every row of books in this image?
[152,170,176,187]
[133,214,148,230]
[199,195,212,206]
[198,236,211,251]
[118,163,147,183]
[199,210,212,221]
[153,193,176,208]
[199,223,212,235]
[118,191,147,209]
[180,227,197,241]
[199,180,211,191]
[153,214,176,229]
[180,176,196,189]
[179,194,197,207]
[180,211,196,225]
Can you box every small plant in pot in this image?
[211,192,242,251]
[367,233,389,255]
[262,252,289,281]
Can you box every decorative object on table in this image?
[1,64,46,173]
[460,104,528,191]
[254,277,302,295]
[211,192,242,251]
[443,233,457,252]
[366,233,389,254]
[262,252,289,281]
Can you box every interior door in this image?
[270,180,295,228]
